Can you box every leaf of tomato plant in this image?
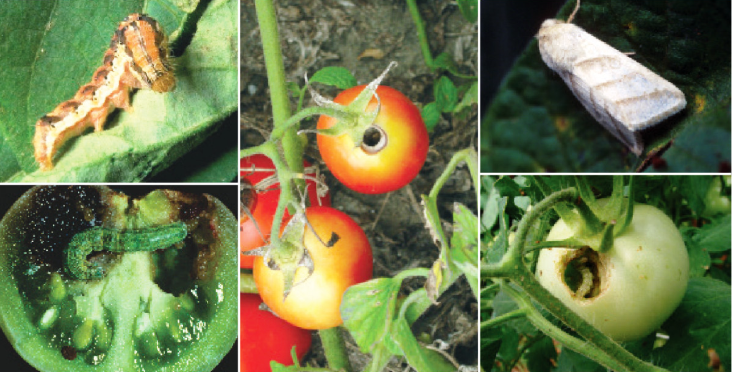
[692,215,731,252]
[341,277,403,355]
[309,66,357,89]
[453,81,478,114]
[0,0,237,182]
[676,177,714,215]
[524,336,557,372]
[450,203,479,297]
[456,0,478,23]
[652,277,731,372]
[481,0,731,172]
[392,321,456,372]
[684,234,712,278]
[555,346,606,372]
[433,76,458,113]
[421,102,441,132]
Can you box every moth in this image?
[33,13,175,171]
[537,0,686,156]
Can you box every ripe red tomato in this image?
[240,155,330,269]
[316,85,429,194]
[239,293,312,372]
[253,206,373,330]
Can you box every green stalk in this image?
[320,327,353,372]
[254,0,303,172]
[405,0,434,69]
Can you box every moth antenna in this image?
[567,0,581,24]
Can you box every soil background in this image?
[240,0,479,370]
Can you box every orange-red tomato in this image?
[253,206,373,330]
[240,155,330,269]
[316,85,429,194]
[239,293,312,372]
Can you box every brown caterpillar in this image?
[33,13,175,171]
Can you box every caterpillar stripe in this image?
[33,13,175,171]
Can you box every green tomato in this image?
[536,202,689,342]
[702,176,731,218]
[0,186,238,372]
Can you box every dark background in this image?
[480,0,565,116]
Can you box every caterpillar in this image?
[65,222,187,280]
[33,13,175,171]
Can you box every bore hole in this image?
[563,248,602,299]
[361,126,387,154]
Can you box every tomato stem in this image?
[319,327,353,372]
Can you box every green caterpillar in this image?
[65,222,187,280]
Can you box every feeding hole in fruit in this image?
[562,247,605,299]
[361,125,387,154]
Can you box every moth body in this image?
[537,14,686,155]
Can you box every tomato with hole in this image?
[239,293,311,371]
[253,206,373,330]
[536,201,689,342]
[240,155,330,269]
[316,85,429,194]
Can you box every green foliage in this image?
[481,176,731,371]
[0,0,237,181]
[456,0,478,23]
[309,66,357,90]
[481,0,731,172]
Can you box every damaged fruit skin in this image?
[0,186,238,372]
[536,203,689,342]
[253,206,373,330]
[316,85,429,194]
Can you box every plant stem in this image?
[319,327,353,372]
[254,0,303,171]
[405,0,434,69]
[239,272,258,294]
[480,308,527,330]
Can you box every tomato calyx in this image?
[301,62,398,150]
[245,206,338,300]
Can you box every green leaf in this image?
[456,0,478,23]
[653,278,731,372]
[421,102,441,131]
[450,203,479,298]
[341,278,403,355]
[692,215,731,253]
[433,76,458,113]
[309,66,357,89]
[481,0,731,172]
[453,81,478,114]
[0,0,237,181]
[341,269,453,372]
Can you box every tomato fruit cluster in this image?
[240,155,330,268]
[253,206,373,330]
[317,85,429,194]
[239,293,311,372]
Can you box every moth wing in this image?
[558,70,644,155]
[569,37,686,132]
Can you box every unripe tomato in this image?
[240,155,330,269]
[536,202,689,342]
[253,206,373,330]
[239,293,311,372]
[316,85,429,194]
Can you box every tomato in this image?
[536,201,689,342]
[701,176,731,218]
[239,293,311,371]
[0,186,238,371]
[253,206,373,330]
[316,85,429,194]
[240,155,330,269]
